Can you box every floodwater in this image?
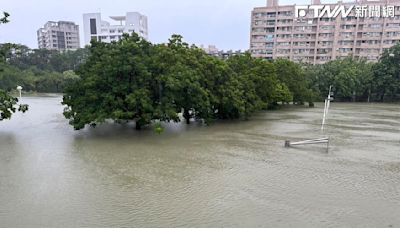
[0,95,399,228]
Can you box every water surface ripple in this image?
[0,96,399,227]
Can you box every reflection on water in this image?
[0,95,399,227]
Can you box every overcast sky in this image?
[0,0,324,50]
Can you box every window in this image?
[338,40,353,45]
[278,11,292,16]
[90,18,97,35]
[320,25,335,30]
[266,42,274,48]
[266,20,275,25]
[386,23,400,28]
[338,48,352,53]
[265,34,274,40]
[317,48,331,54]
[266,28,275,33]
[319,33,334,38]
[278,26,291,32]
[320,18,334,22]
[277,34,291,39]
[369,24,382,28]
[341,25,356,29]
[319,41,333,46]
[277,42,290,46]
[340,32,353,38]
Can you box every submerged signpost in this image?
[321,85,333,132]
[285,86,333,152]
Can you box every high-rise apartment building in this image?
[37,21,80,51]
[82,12,148,45]
[250,0,400,64]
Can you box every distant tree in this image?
[227,54,291,117]
[0,42,89,93]
[371,44,400,101]
[274,59,311,104]
[306,57,373,102]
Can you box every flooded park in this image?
[0,94,399,227]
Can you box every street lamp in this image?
[16,86,22,100]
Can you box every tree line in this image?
[2,37,399,104]
[62,34,314,130]
[1,32,400,125]
[0,44,85,93]
[306,50,400,102]
[61,34,400,130]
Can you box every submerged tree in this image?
[63,33,157,130]
[227,54,292,115]
[63,33,314,131]
[371,44,400,102]
[306,57,373,102]
[0,90,28,120]
[274,58,313,104]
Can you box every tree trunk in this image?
[367,88,371,103]
[183,109,190,124]
[135,122,142,130]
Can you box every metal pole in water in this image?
[321,99,327,131]
[321,85,333,132]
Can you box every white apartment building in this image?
[82,12,148,45]
[37,21,80,51]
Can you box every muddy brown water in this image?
[0,95,399,227]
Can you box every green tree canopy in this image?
[62,33,299,130]
[0,12,28,121]
[306,57,373,102]
[371,44,400,101]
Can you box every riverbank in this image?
[8,91,62,98]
